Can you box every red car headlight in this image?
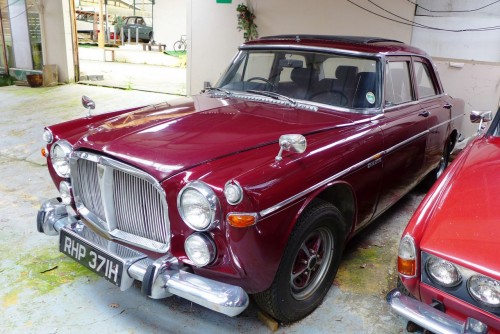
[425,255,462,288]
[468,275,500,307]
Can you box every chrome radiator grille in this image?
[75,159,106,221]
[113,169,169,242]
[70,152,170,252]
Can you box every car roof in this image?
[242,35,429,57]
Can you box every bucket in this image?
[26,74,43,87]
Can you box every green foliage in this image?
[236,3,258,41]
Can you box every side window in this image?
[384,61,413,106]
[414,62,437,98]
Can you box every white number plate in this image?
[60,229,123,287]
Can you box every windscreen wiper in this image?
[246,89,298,107]
[204,87,232,96]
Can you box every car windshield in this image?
[216,49,381,111]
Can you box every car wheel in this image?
[421,137,453,189]
[254,199,346,323]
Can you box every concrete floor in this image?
[79,59,187,95]
[0,84,423,333]
[78,46,187,95]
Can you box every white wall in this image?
[253,0,413,41]
[41,0,75,83]
[187,0,415,95]
[434,59,500,141]
[412,0,500,62]
[153,0,186,49]
[187,0,242,95]
[410,0,500,139]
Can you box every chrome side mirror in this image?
[82,95,96,116]
[470,110,492,135]
[275,134,307,162]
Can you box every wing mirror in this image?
[82,95,96,116]
[275,134,307,162]
[470,110,492,135]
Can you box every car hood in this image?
[76,95,354,180]
[420,136,500,278]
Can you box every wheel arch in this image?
[297,181,356,238]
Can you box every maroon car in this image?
[387,109,499,334]
[37,35,463,322]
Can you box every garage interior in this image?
[1,0,500,333]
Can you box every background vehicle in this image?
[388,109,499,333]
[122,16,153,42]
[173,35,187,52]
[37,35,463,323]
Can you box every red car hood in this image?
[76,95,354,180]
[420,136,500,278]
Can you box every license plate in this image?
[60,229,123,287]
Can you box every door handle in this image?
[419,111,431,117]
[443,103,452,109]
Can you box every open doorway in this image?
[73,0,187,95]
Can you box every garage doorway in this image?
[73,0,187,95]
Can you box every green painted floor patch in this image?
[335,245,396,295]
[1,246,96,308]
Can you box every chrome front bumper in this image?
[37,198,249,317]
[387,289,488,334]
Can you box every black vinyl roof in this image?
[260,35,404,45]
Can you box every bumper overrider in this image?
[387,289,488,334]
[37,197,249,317]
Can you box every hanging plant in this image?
[236,3,258,42]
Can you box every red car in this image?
[37,35,463,322]
[387,109,499,333]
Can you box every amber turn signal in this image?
[398,256,416,276]
[41,146,49,157]
[227,214,256,228]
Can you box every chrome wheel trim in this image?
[290,227,334,300]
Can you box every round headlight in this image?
[50,140,73,178]
[184,233,216,267]
[178,181,219,231]
[59,181,72,205]
[224,180,243,205]
[426,256,462,287]
[42,129,53,144]
[468,275,500,307]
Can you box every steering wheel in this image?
[309,90,349,107]
[246,77,276,91]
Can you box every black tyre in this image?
[254,199,346,323]
[421,137,453,189]
[173,41,185,51]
